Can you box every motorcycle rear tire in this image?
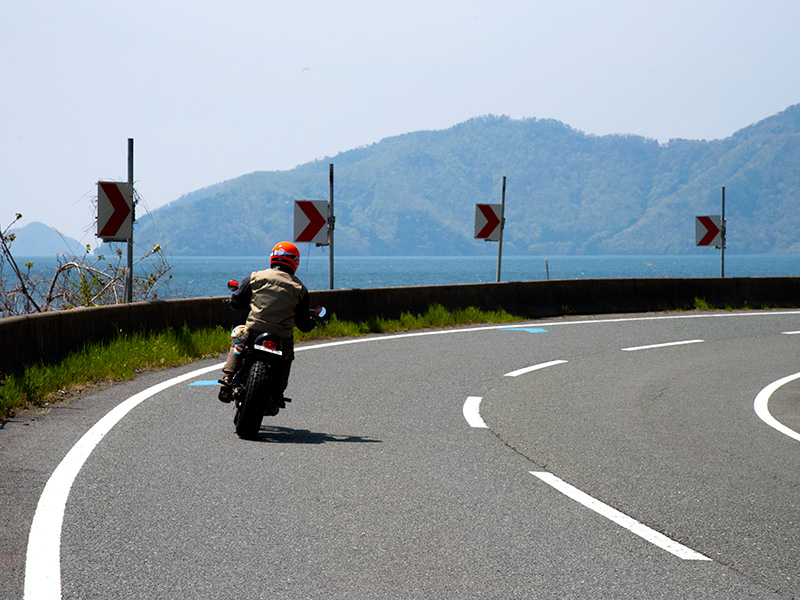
[235,360,270,439]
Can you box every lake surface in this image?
[12,253,800,298]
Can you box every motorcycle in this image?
[219,279,329,439]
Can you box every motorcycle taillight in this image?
[255,339,282,355]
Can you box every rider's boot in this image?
[218,373,233,403]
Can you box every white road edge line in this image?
[530,472,711,561]
[24,362,224,600]
[753,372,800,443]
[504,359,568,378]
[621,339,704,352]
[781,331,800,335]
[463,397,488,428]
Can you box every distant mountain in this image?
[6,221,85,255]
[132,104,800,256]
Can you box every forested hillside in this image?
[132,104,800,256]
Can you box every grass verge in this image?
[1,304,523,420]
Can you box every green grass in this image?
[693,297,712,311]
[0,323,231,419]
[0,304,523,419]
[295,304,522,342]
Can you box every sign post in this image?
[293,164,336,289]
[474,176,506,282]
[126,138,134,302]
[720,186,726,278]
[497,176,506,282]
[329,164,335,290]
[96,139,135,302]
[695,186,727,278]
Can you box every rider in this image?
[219,241,315,405]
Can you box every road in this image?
[4,310,800,599]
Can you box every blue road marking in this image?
[188,380,222,386]
[499,327,548,333]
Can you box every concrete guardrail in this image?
[1,277,798,374]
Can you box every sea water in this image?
[10,253,800,298]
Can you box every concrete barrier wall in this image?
[2,277,798,374]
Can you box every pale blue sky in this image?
[2,0,799,245]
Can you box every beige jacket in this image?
[245,268,307,338]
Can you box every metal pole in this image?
[496,176,506,282]
[328,163,334,290]
[126,138,134,302]
[720,186,726,278]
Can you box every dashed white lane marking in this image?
[621,339,704,352]
[754,372,800,443]
[504,359,568,378]
[463,397,488,428]
[465,360,568,428]
[530,472,711,561]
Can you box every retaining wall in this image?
[2,277,798,374]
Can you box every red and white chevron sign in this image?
[474,203,502,241]
[294,200,329,244]
[97,181,133,241]
[695,215,722,247]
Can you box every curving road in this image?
[6,310,800,599]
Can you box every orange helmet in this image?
[270,241,300,274]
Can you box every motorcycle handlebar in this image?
[310,306,330,328]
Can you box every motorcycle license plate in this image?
[254,343,283,356]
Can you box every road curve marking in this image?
[504,360,568,378]
[28,312,796,597]
[530,472,711,561]
[24,362,224,600]
[753,372,800,443]
[463,397,489,428]
[621,339,704,352]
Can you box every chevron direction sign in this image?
[294,200,329,244]
[695,215,722,247]
[474,203,502,241]
[97,181,133,241]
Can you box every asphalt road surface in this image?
[4,310,800,599]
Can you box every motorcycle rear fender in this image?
[253,332,284,357]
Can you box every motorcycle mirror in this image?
[227,280,240,291]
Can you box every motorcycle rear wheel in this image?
[235,360,270,439]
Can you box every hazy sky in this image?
[2,0,799,245]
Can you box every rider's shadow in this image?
[256,425,382,445]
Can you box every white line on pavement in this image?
[530,472,711,561]
[504,359,568,378]
[621,339,704,352]
[463,396,488,428]
[753,372,800,443]
[24,363,224,600]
